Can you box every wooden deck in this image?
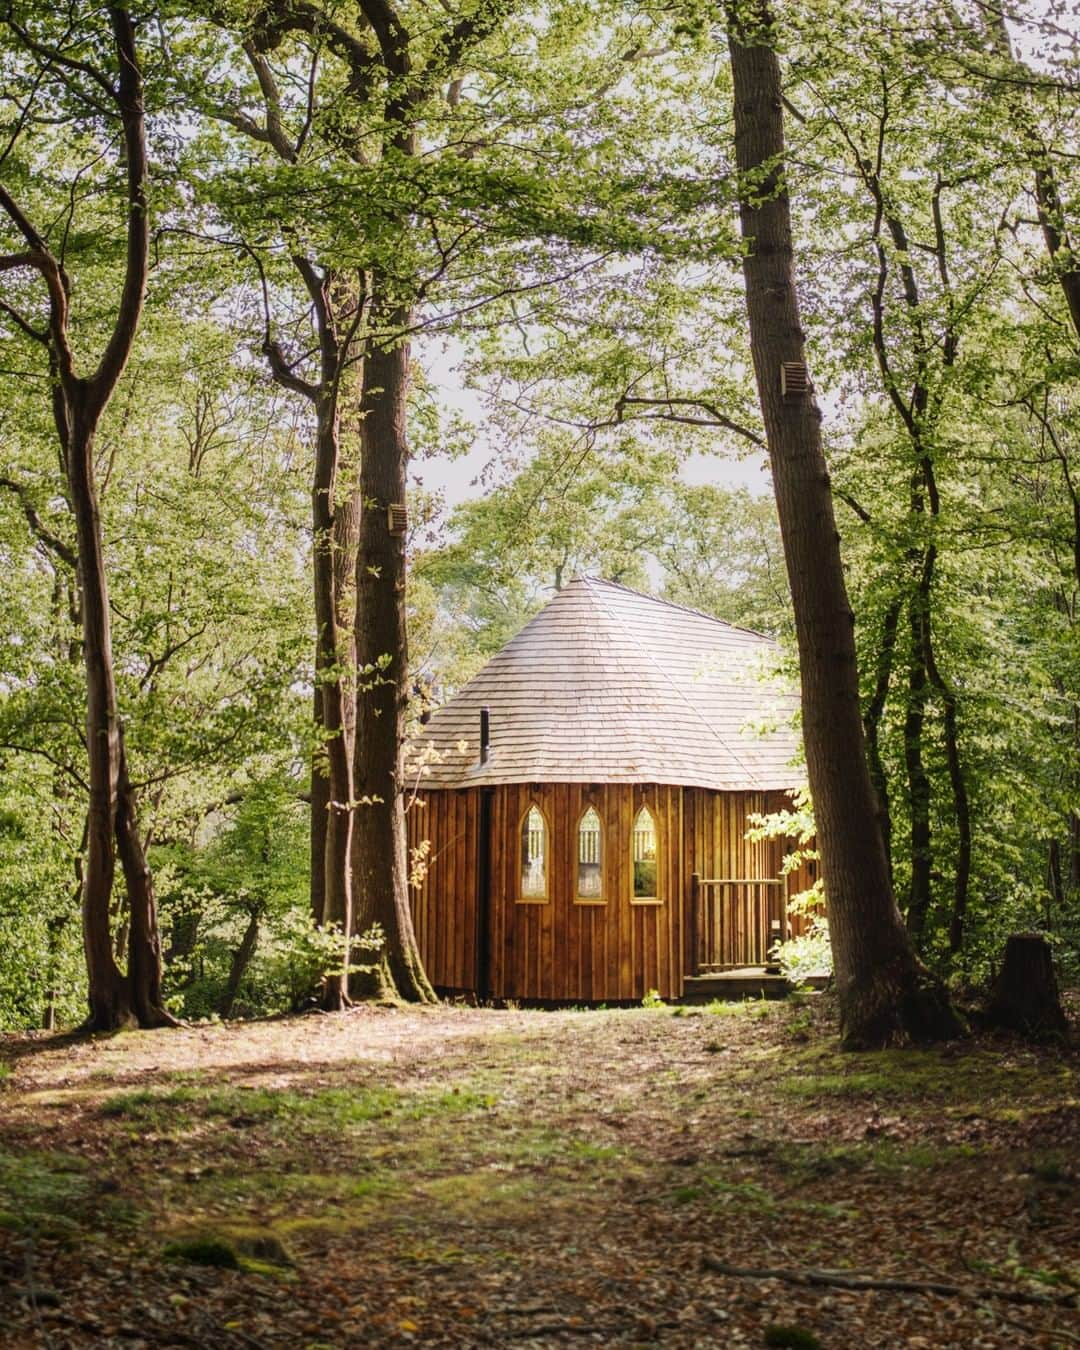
[680,967,830,1001]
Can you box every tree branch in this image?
[86,7,149,414]
[701,1257,1076,1308]
[614,394,765,447]
[0,474,76,565]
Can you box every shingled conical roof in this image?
[407,577,802,791]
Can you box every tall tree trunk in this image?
[0,10,171,1031]
[904,581,933,943]
[72,416,175,1030]
[863,594,900,879]
[918,564,972,958]
[310,682,330,925]
[725,2,960,1047]
[312,396,355,1009]
[351,306,435,1003]
[115,740,174,1026]
[217,905,262,1020]
[68,411,130,1028]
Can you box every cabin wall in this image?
[409,783,810,1001]
[487,782,684,1002]
[407,788,481,993]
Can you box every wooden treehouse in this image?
[405,577,814,1002]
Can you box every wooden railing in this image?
[689,874,787,974]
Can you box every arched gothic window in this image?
[576,806,603,901]
[519,803,548,900]
[632,805,658,900]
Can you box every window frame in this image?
[574,804,605,905]
[630,802,662,905]
[516,800,551,904]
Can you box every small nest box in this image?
[780,361,810,398]
[387,503,408,535]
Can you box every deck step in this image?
[681,967,829,1002]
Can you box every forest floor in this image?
[0,996,1077,1349]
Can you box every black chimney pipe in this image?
[480,706,490,764]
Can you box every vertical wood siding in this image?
[408,784,807,1000]
[407,789,480,993]
[485,783,684,1001]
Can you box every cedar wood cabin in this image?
[405,577,812,1002]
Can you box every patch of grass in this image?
[786,1139,985,1180]
[702,998,776,1019]
[187,1166,403,1215]
[967,1255,1078,1289]
[774,1046,1074,1109]
[101,1081,499,1135]
[422,1170,554,1221]
[101,1086,202,1123]
[1026,1154,1074,1184]
[669,1172,777,1212]
[0,1149,93,1235]
[565,1140,621,1163]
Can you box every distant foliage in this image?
[155,777,330,1020]
[0,762,84,1030]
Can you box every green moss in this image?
[163,1236,241,1269]
[224,1226,294,1268]
[0,1149,95,1234]
[184,1166,403,1219]
[764,1325,822,1349]
[1027,1153,1073,1183]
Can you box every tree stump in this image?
[985,933,1068,1039]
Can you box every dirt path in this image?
[1,998,1076,1348]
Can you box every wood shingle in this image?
[407,577,802,791]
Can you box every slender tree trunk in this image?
[1071,710,1080,892]
[351,306,435,1003]
[919,580,972,958]
[725,2,960,1046]
[70,413,131,1028]
[0,9,171,1031]
[310,682,329,925]
[217,905,262,1020]
[863,595,900,880]
[312,396,355,1009]
[904,588,933,943]
[72,418,175,1029]
[116,740,175,1026]
[980,2,1080,919]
